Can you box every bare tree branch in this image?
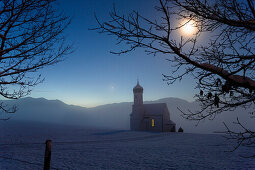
[94,0,255,157]
[0,0,71,115]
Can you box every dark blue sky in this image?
[30,0,196,107]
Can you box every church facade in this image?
[130,81,176,132]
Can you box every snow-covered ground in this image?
[0,121,254,169]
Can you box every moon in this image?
[180,19,197,36]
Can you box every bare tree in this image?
[0,0,71,116]
[94,0,255,156]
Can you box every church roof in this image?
[143,103,167,115]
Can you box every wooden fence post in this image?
[44,140,52,170]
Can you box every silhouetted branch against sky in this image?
[94,0,255,154]
[0,0,71,114]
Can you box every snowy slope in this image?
[0,122,254,169]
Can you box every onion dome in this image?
[133,80,143,93]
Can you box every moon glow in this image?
[180,19,197,36]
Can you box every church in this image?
[130,81,176,132]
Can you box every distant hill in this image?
[0,97,253,134]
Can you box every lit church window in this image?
[152,119,155,127]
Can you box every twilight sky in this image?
[29,0,197,107]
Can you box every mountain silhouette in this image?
[0,97,253,134]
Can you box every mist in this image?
[1,97,253,134]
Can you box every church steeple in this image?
[133,80,143,105]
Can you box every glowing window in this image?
[151,119,155,127]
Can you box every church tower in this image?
[130,80,144,131]
[133,80,143,105]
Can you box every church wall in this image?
[143,115,163,132]
[130,104,144,131]
[130,114,139,130]
[130,114,135,130]
[130,113,143,131]
[163,106,170,124]
[163,124,175,132]
[161,106,171,132]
